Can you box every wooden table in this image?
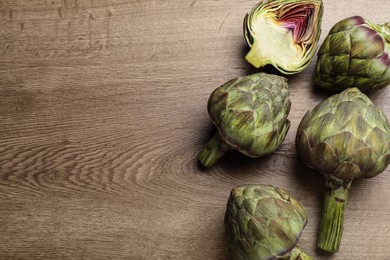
[1,0,389,259]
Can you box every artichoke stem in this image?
[198,134,229,167]
[245,42,269,68]
[289,246,312,260]
[317,178,351,253]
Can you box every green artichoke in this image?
[244,0,323,74]
[296,88,390,252]
[225,184,311,260]
[314,16,390,92]
[198,73,291,168]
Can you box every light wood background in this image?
[1,0,389,259]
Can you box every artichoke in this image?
[296,88,390,252]
[225,184,311,260]
[198,73,291,168]
[244,0,323,74]
[314,16,390,93]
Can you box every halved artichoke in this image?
[244,0,323,74]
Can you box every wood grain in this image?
[1,0,390,259]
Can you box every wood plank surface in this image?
[1,0,389,259]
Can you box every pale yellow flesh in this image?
[246,12,304,70]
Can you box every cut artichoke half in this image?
[244,0,323,74]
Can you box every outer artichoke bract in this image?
[314,16,390,92]
[296,88,390,252]
[225,184,311,260]
[244,0,323,74]
[198,73,291,168]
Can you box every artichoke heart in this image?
[244,0,323,74]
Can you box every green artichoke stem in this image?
[317,177,352,253]
[289,246,312,260]
[245,42,269,69]
[198,134,230,167]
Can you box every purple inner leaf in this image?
[279,4,315,43]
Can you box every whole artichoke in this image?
[296,88,390,252]
[198,73,291,168]
[244,0,323,74]
[225,184,311,260]
[314,16,390,92]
